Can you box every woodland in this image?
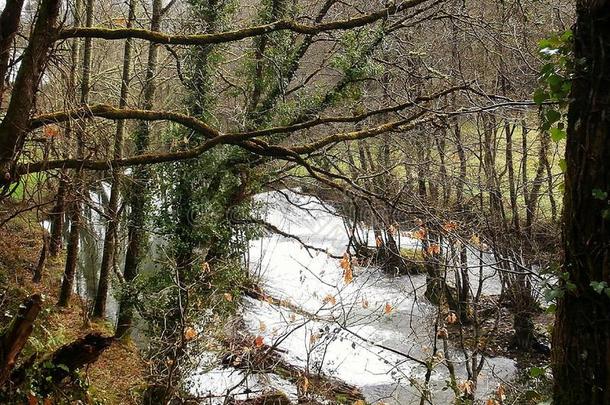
[0,0,608,403]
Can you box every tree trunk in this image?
[552,2,610,403]
[93,0,135,320]
[115,0,162,338]
[0,294,42,387]
[32,231,49,283]
[57,0,87,308]
[49,175,67,256]
[0,0,26,107]
[0,0,61,184]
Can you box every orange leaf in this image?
[340,253,353,284]
[384,302,393,314]
[375,236,383,247]
[414,228,426,240]
[254,335,264,347]
[442,221,458,232]
[43,124,60,137]
[302,376,310,393]
[426,243,440,255]
[184,327,197,341]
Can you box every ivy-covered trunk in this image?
[552,2,610,403]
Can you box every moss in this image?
[399,247,426,273]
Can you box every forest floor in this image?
[0,208,146,404]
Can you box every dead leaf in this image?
[442,221,458,232]
[184,326,197,341]
[254,335,264,348]
[446,312,458,324]
[259,320,267,332]
[384,302,393,314]
[309,333,320,345]
[43,125,60,137]
[302,376,310,393]
[340,252,353,284]
[388,224,397,236]
[470,234,481,247]
[496,384,506,401]
[414,227,426,240]
[223,292,233,302]
[437,328,448,339]
[361,298,369,309]
[426,243,440,255]
[375,236,383,247]
[322,294,334,305]
[458,380,475,396]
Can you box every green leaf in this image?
[533,88,548,105]
[559,159,567,172]
[546,109,561,124]
[550,127,566,142]
[590,281,608,294]
[592,189,608,200]
[530,367,545,378]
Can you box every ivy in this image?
[534,30,573,148]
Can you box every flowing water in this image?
[60,186,517,403]
[188,189,517,404]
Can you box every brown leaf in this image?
[322,294,337,306]
[384,302,393,314]
[223,292,233,302]
[361,298,369,309]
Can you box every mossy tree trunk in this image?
[552,2,610,403]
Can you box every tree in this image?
[552,1,610,403]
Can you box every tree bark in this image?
[552,2,610,403]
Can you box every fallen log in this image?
[45,332,113,385]
[0,294,42,387]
